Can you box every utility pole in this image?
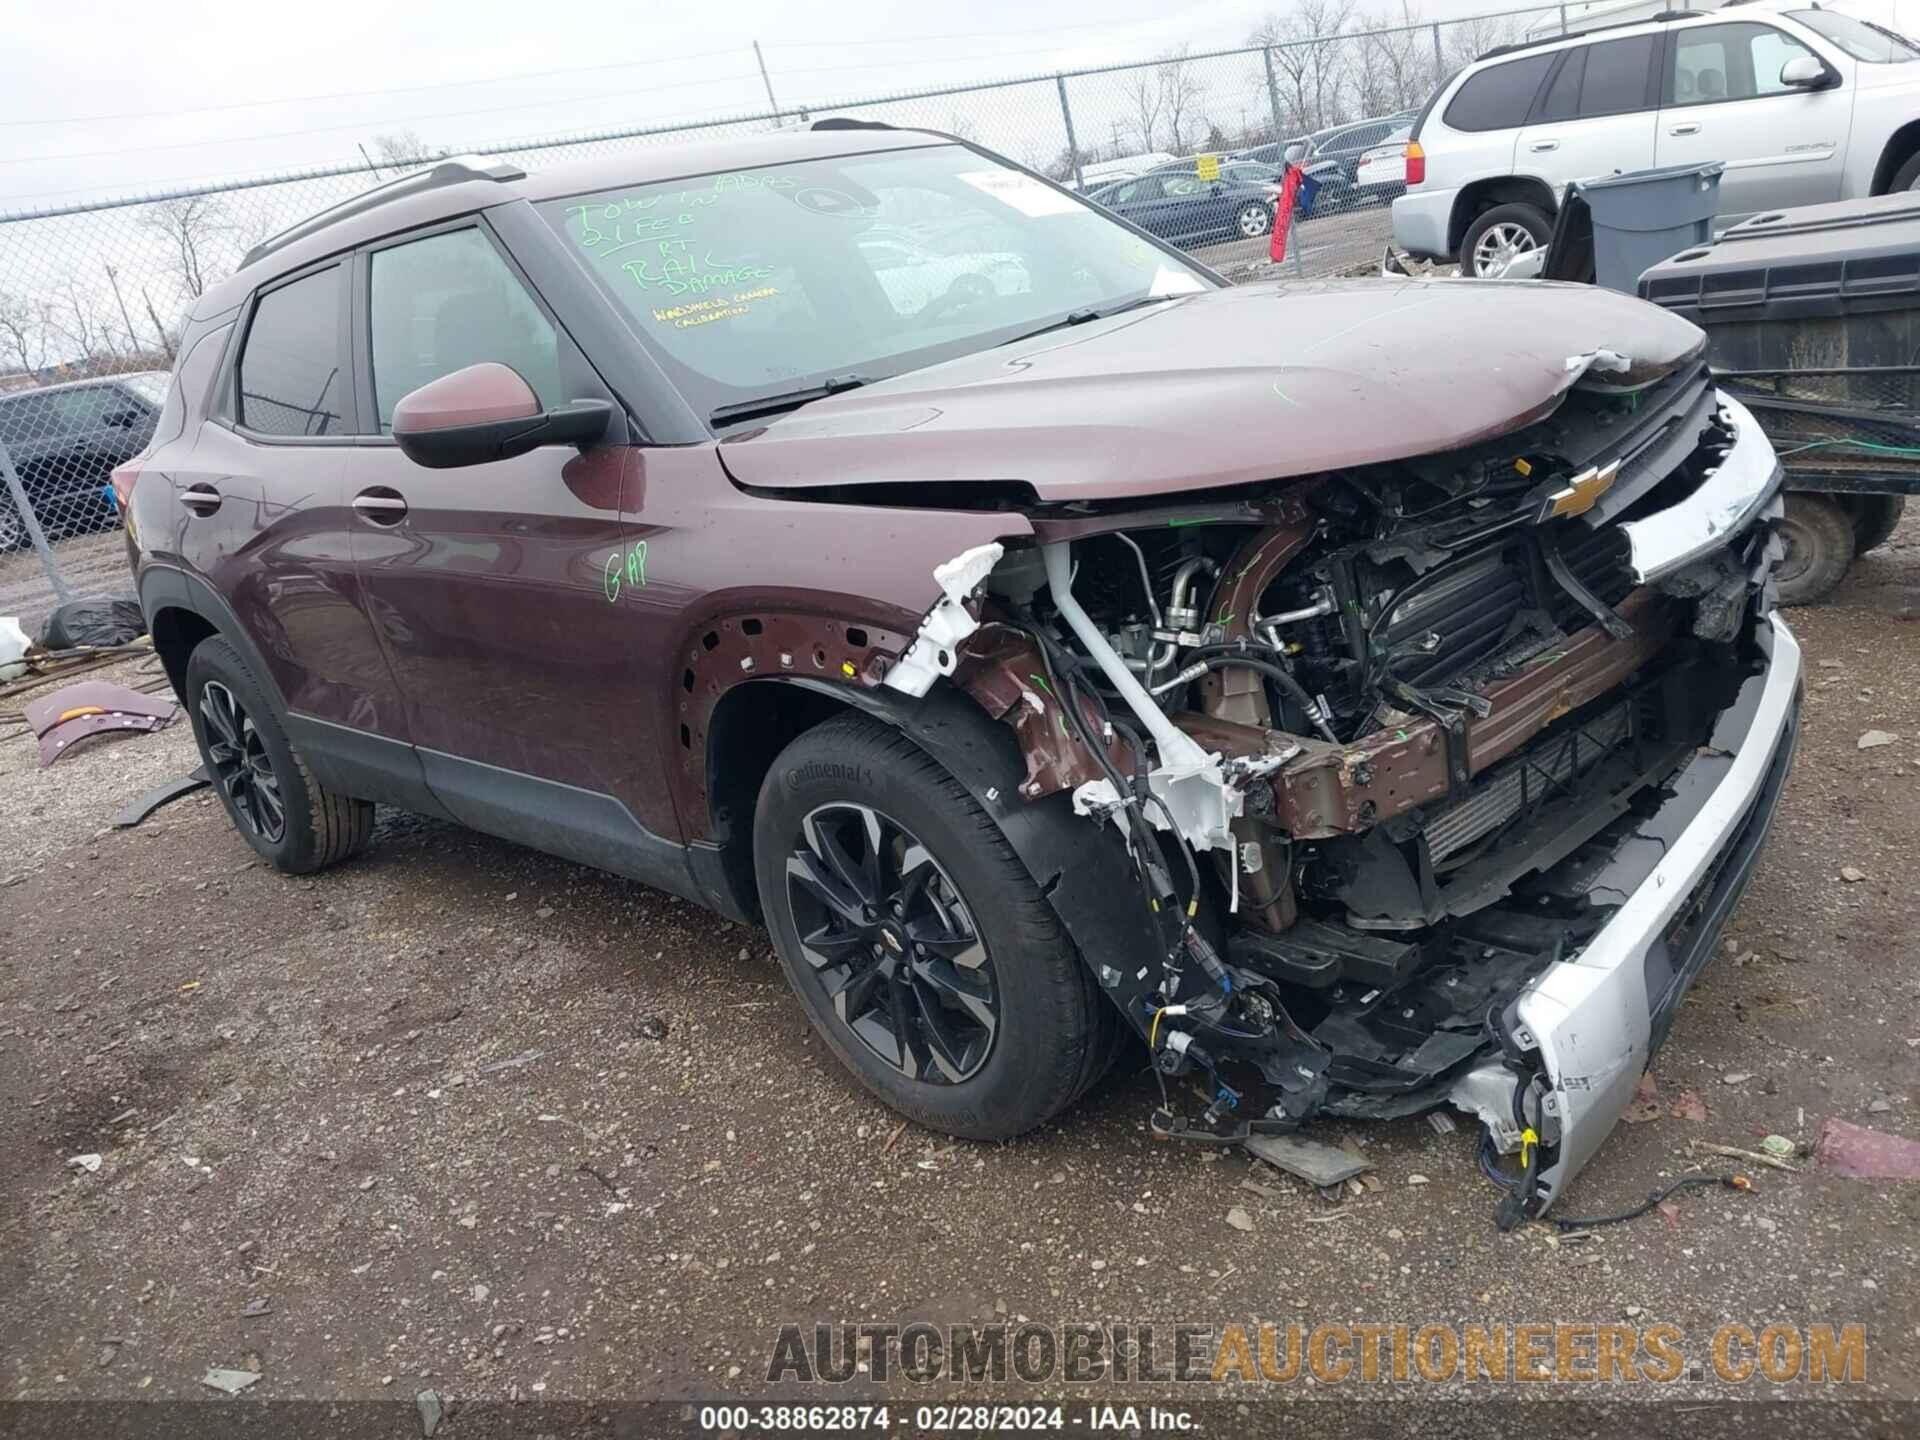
[753,41,780,114]
[103,263,140,359]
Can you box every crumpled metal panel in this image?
[24,679,179,767]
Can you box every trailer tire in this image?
[1775,494,1856,607]
[1847,493,1905,555]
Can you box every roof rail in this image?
[239,155,527,270]
[810,117,898,132]
[1479,9,1702,59]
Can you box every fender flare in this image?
[138,563,289,712]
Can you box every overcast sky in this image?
[1,0,1529,210]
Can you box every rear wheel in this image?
[1847,493,1905,555]
[1774,494,1856,606]
[1891,152,1920,193]
[0,497,25,552]
[754,714,1118,1140]
[1235,201,1273,239]
[184,636,373,873]
[1461,202,1552,278]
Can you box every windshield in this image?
[539,143,1214,427]
[1790,9,1919,60]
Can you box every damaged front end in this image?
[878,354,1797,1223]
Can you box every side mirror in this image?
[391,362,611,470]
[1780,55,1831,89]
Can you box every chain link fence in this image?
[0,1,1576,626]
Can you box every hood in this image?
[717,279,1706,503]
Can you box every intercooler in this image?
[1422,697,1633,865]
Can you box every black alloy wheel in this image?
[197,678,286,843]
[784,801,998,1084]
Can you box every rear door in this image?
[341,219,676,852]
[1097,174,1180,237]
[1656,19,1850,219]
[171,262,419,780]
[1428,53,1556,195]
[1514,33,1663,198]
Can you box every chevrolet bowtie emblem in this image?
[1539,459,1621,521]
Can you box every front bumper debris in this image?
[1623,390,1781,583]
[1449,610,1801,1214]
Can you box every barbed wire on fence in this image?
[0,0,1578,618]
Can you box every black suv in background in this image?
[0,372,167,549]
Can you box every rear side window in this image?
[1443,54,1555,131]
[239,266,346,437]
[1670,22,1818,104]
[368,227,564,433]
[1578,35,1659,115]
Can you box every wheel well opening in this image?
[149,606,217,700]
[1871,120,1920,194]
[1449,177,1557,255]
[705,680,857,923]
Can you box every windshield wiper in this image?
[996,293,1177,349]
[709,373,872,428]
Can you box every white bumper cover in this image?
[1449,390,1796,1211]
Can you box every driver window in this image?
[368,227,564,433]
[1671,22,1816,104]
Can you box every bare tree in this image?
[1157,48,1208,155]
[1443,11,1522,70]
[1360,2,1439,115]
[139,195,231,301]
[0,291,52,377]
[1252,0,1358,135]
[1123,66,1167,153]
[370,129,438,169]
[47,281,122,367]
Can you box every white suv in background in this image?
[1394,0,1920,275]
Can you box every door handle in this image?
[1528,140,1560,152]
[178,482,221,516]
[352,489,408,525]
[1669,122,1702,136]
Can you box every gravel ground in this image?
[3,519,1918,1413]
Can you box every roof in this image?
[0,370,170,403]
[196,126,947,317]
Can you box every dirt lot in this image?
[3,519,1918,1414]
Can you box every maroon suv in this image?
[121,127,1799,1220]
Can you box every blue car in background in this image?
[1086,164,1286,245]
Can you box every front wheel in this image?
[0,497,25,552]
[753,714,1119,1140]
[1235,201,1273,239]
[1461,202,1552,278]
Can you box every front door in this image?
[1656,20,1851,219]
[342,222,683,862]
